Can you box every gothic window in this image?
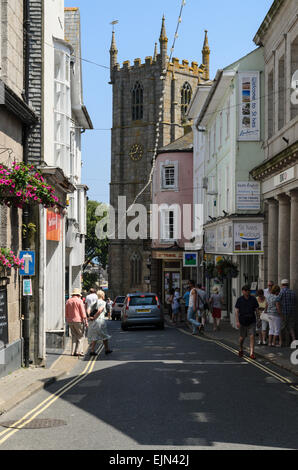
[130,252,142,287]
[132,81,144,121]
[181,82,192,122]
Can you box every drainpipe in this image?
[22,0,31,367]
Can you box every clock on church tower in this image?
[129,143,144,162]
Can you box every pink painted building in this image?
[150,131,195,303]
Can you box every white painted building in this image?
[192,47,265,325]
[37,1,92,355]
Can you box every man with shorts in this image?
[276,279,297,346]
[235,285,259,359]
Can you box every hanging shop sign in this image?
[236,181,260,210]
[183,252,198,267]
[47,209,61,242]
[234,222,263,254]
[238,71,260,141]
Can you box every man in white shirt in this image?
[264,281,274,299]
[85,288,98,317]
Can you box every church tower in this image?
[108,18,211,298]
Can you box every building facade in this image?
[151,131,194,303]
[0,0,37,377]
[251,0,298,305]
[194,47,265,324]
[25,0,91,362]
[109,19,211,299]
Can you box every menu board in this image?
[0,287,8,348]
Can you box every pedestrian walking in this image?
[276,279,297,347]
[235,285,259,359]
[106,298,113,319]
[264,281,274,299]
[88,290,113,356]
[196,283,208,328]
[266,285,281,347]
[65,288,88,357]
[85,288,98,316]
[166,289,174,318]
[187,280,202,335]
[256,289,268,345]
[209,286,223,331]
[183,287,190,322]
[172,288,181,324]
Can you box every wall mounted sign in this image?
[274,166,295,187]
[23,279,33,296]
[234,222,263,254]
[0,287,8,348]
[236,181,261,210]
[238,71,260,141]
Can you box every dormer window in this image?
[132,81,143,121]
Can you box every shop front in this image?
[204,217,264,326]
[151,250,199,308]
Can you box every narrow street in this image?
[0,321,298,451]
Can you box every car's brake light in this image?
[155,296,160,308]
[126,297,130,310]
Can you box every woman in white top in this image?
[88,290,112,356]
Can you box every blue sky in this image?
[64,0,273,204]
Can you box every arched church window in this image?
[132,81,144,121]
[181,82,192,122]
[130,252,142,287]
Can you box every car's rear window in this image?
[115,297,125,303]
[129,296,157,306]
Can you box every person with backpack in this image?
[187,280,202,335]
[235,285,259,359]
[196,283,208,329]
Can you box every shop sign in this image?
[238,71,260,141]
[234,222,263,254]
[216,222,233,254]
[183,252,198,267]
[274,167,295,187]
[0,287,8,348]
[152,251,183,260]
[236,182,260,210]
[204,228,216,253]
[47,209,61,242]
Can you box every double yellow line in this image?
[0,347,103,446]
[178,327,298,393]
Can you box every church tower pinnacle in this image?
[202,30,210,81]
[110,30,118,83]
[159,15,168,69]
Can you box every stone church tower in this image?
[108,18,211,298]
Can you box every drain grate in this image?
[0,418,67,430]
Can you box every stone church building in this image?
[109,17,211,298]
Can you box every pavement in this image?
[0,317,297,417]
[0,336,89,416]
[167,315,298,377]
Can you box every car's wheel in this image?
[121,324,128,331]
[157,322,164,330]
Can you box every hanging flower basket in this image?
[216,258,239,280]
[0,162,59,209]
[0,248,24,271]
[205,262,217,279]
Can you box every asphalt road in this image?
[0,320,298,450]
